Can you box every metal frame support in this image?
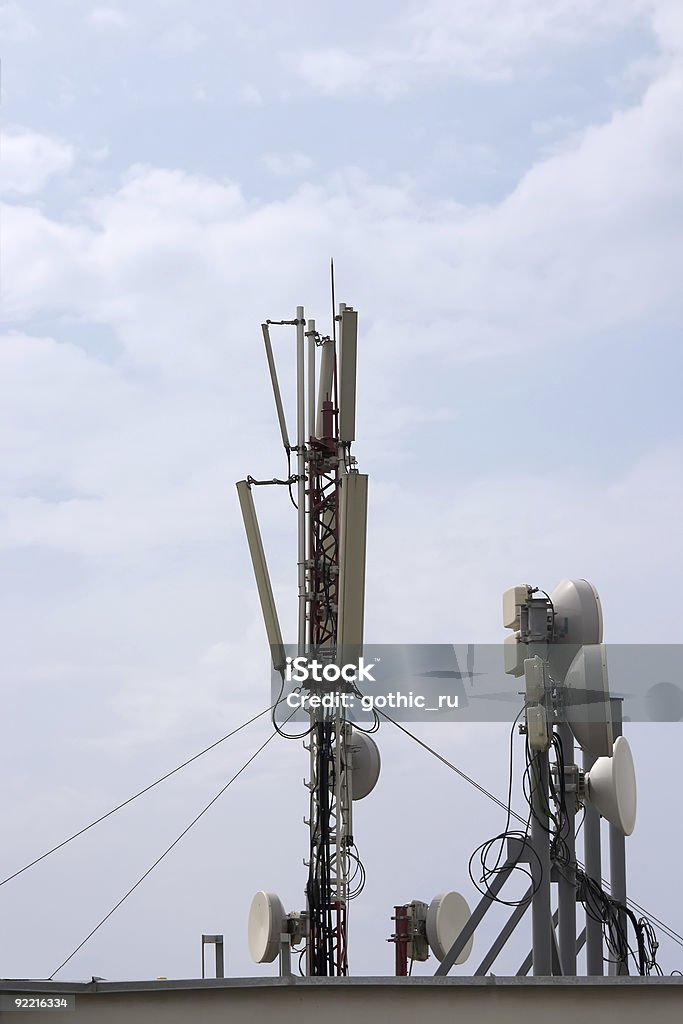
[279,934,293,977]
[435,859,517,975]
[246,301,362,978]
[557,723,577,975]
[392,905,410,976]
[295,306,307,654]
[474,887,533,976]
[583,746,603,975]
[517,916,587,976]
[608,698,629,976]
[530,750,552,975]
[201,934,225,979]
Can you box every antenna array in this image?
[238,285,373,976]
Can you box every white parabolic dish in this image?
[248,891,285,964]
[350,729,381,800]
[587,735,637,836]
[548,578,606,705]
[550,578,603,646]
[426,891,473,964]
[563,643,614,758]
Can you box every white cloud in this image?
[367,441,683,644]
[651,0,683,55]
[1,57,679,385]
[291,0,660,96]
[155,22,207,56]
[0,1,35,42]
[263,151,315,177]
[237,83,263,105]
[87,7,131,31]
[0,60,677,658]
[0,127,75,195]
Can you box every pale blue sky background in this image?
[1,0,682,982]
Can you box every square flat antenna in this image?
[315,339,335,439]
[236,480,286,672]
[337,472,368,654]
[338,306,358,443]
[261,324,291,451]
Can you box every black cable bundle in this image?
[544,732,662,976]
[468,706,542,906]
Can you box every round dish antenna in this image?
[248,891,285,964]
[586,736,637,836]
[548,578,605,690]
[550,578,603,645]
[425,891,473,964]
[564,643,613,758]
[350,729,381,800]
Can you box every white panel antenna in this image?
[236,481,286,672]
[338,306,358,443]
[315,339,335,438]
[261,324,290,452]
[503,585,529,631]
[336,472,368,655]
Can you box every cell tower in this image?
[390,580,642,978]
[237,281,379,976]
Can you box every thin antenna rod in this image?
[296,307,307,654]
[331,258,336,346]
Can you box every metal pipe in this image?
[296,306,306,653]
[518,913,587,975]
[393,906,409,976]
[475,887,533,975]
[531,750,552,975]
[557,723,577,976]
[307,319,316,443]
[608,698,628,975]
[583,747,603,975]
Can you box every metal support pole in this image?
[201,934,225,979]
[435,862,514,975]
[583,746,603,975]
[392,905,409,976]
[557,723,577,975]
[279,934,292,977]
[531,750,552,975]
[296,306,307,654]
[474,886,533,976]
[609,698,628,975]
[307,319,316,442]
[517,912,587,975]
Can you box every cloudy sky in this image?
[1,0,682,982]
